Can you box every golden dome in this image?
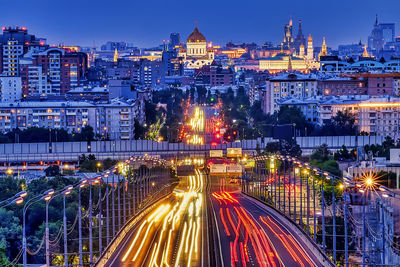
[187,26,206,43]
[308,34,313,42]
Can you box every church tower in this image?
[113,47,118,62]
[319,37,327,59]
[282,19,294,50]
[306,34,314,60]
[294,20,306,54]
[299,44,305,58]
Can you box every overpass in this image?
[0,135,385,163]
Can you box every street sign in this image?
[210,150,223,158]
[210,164,226,174]
[227,148,242,157]
[227,164,242,174]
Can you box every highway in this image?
[102,105,328,267]
[209,176,325,267]
[104,169,208,267]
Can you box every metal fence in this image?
[242,154,399,267]
[2,155,174,267]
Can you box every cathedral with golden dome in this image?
[178,25,215,69]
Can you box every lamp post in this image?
[105,171,110,245]
[37,189,56,267]
[98,176,102,254]
[22,189,54,267]
[62,185,73,267]
[97,162,102,173]
[78,179,88,267]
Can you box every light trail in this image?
[174,221,187,267]
[121,167,204,266]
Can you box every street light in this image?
[97,162,102,173]
[22,189,54,267]
[78,179,88,267]
[6,168,13,176]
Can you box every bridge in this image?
[0,135,385,163]
[1,104,397,267]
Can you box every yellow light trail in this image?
[185,219,193,253]
[175,221,187,267]
[132,221,154,261]
[121,221,148,262]
[187,219,196,267]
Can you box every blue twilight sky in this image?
[0,0,399,49]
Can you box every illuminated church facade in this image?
[178,26,215,69]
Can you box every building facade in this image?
[263,73,318,114]
[0,99,137,140]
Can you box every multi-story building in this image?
[0,76,22,102]
[0,27,45,76]
[19,48,87,96]
[318,76,367,96]
[194,63,234,86]
[358,97,400,138]
[368,15,395,52]
[0,99,137,140]
[262,73,318,114]
[278,94,400,138]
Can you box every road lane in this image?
[105,169,207,267]
[209,175,325,267]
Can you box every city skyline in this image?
[0,0,399,48]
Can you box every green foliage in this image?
[102,158,118,170]
[0,238,10,266]
[150,88,186,142]
[145,101,158,125]
[78,154,99,173]
[311,144,330,162]
[72,126,95,141]
[45,165,60,177]
[134,119,146,140]
[316,215,355,264]
[264,139,302,158]
[364,136,399,160]
[277,106,311,134]
[309,144,342,177]
[0,209,22,261]
[0,126,95,143]
[0,177,26,201]
[334,145,356,161]
[196,86,208,104]
[316,110,357,136]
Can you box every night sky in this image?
[1,0,399,48]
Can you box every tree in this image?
[196,86,207,104]
[277,106,312,136]
[334,145,355,161]
[45,165,60,176]
[264,139,302,158]
[134,119,146,139]
[0,238,10,266]
[0,209,22,261]
[73,126,95,141]
[311,144,330,162]
[364,136,399,159]
[103,158,117,170]
[145,101,158,125]
[319,110,357,136]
